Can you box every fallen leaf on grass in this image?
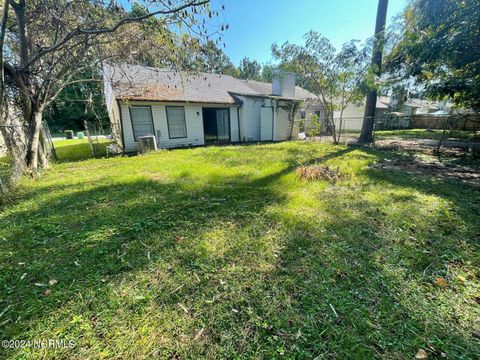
[48,279,58,286]
[415,349,428,359]
[178,303,189,313]
[44,289,51,296]
[193,327,205,340]
[175,236,184,244]
[434,277,448,288]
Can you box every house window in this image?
[166,106,187,139]
[129,106,154,141]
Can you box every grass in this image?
[0,155,12,181]
[54,138,111,162]
[375,128,479,140]
[0,142,479,359]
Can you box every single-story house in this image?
[103,64,317,152]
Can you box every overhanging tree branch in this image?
[23,0,209,70]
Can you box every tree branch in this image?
[23,0,209,70]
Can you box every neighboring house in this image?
[323,96,393,131]
[103,64,316,152]
[336,96,452,127]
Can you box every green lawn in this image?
[0,142,479,359]
[375,128,479,140]
[0,155,12,183]
[54,138,111,162]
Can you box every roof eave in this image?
[115,97,237,105]
[228,91,307,102]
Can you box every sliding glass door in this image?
[203,108,230,143]
[215,109,230,142]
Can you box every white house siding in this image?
[120,101,239,152]
[237,96,295,142]
[239,97,263,141]
[274,105,292,141]
[229,107,240,142]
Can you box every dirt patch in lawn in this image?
[373,138,480,158]
[373,159,480,186]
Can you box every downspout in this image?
[272,99,277,141]
[236,105,241,142]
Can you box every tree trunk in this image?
[359,0,389,144]
[26,110,44,170]
[328,113,337,145]
[337,109,344,144]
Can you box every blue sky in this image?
[211,0,408,65]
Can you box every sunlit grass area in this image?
[376,128,479,140]
[54,138,111,162]
[0,155,12,180]
[0,142,478,359]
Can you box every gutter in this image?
[272,99,277,141]
[236,106,241,142]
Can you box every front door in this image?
[203,108,230,144]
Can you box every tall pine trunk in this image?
[359,0,389,143]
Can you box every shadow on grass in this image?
[270,192,479,357]
[0,163,291,343]
[0,144,478,358]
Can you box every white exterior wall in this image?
[274,105,292,141]
[332,102,364,131]
[237,96,294,142]
[238,96,263,141]
[120,101,239,152]
[229,107,240,142]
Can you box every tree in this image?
[260,63,276,82]
[386,0,480,111]
[359,0,389,144]
[272,32,370,144]
[0,0,218,171]
[238,57,262,80]
[44,73,109,134]
[180,38,238,75]
[44,4,234,136]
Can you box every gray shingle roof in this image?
[104,64,316,104]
